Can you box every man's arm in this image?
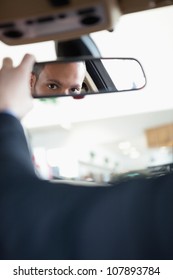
[0,112,35,177]
[0,55,36,177]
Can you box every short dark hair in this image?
[32,63,45,80]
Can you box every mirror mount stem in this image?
[54,35,101,59]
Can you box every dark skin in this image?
[30,62,86,96]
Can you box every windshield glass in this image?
[2,6,173,183]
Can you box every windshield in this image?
[2,6,173,183]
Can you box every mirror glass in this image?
[31,58,146,98]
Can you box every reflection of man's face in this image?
[31,62,86,96]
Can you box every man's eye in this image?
[48,84,58,90]
[70,88,81,94]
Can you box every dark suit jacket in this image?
[0,113,173,259]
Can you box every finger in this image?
[19,54,35,74]
[2,57,13,68]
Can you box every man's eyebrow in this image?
[71,84,81,89]
[47,79,63,87]
[47,79,82,89]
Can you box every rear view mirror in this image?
[31,57,146,98]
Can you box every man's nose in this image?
[64,89,70,95]
[58,88,69,95]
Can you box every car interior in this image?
[0,0,173,184]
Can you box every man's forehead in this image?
[42,62,85,79]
